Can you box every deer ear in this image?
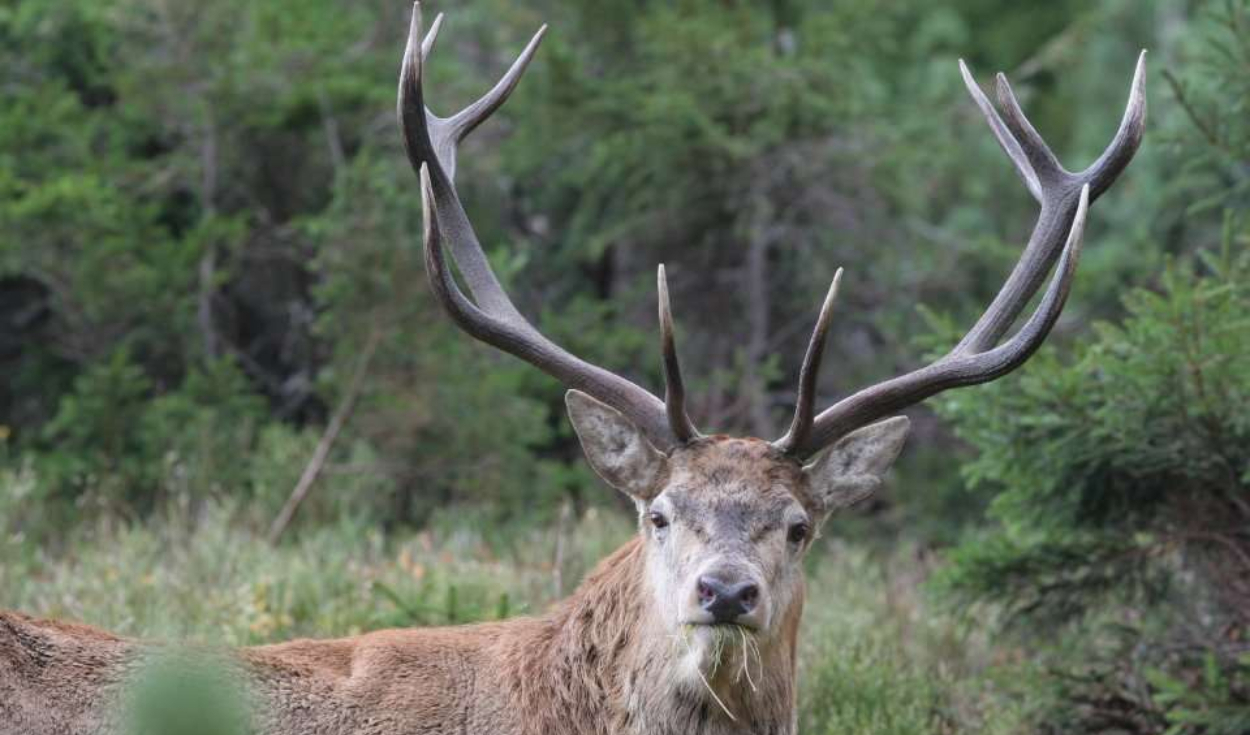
[566,390,668,501]
[802,416,909,515]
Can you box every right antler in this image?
[774,53,1146,458]
[399,4,699,452]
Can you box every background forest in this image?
[1,0,1248,732]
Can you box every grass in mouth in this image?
[674,623,764,721]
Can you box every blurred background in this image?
[1,0,1247,732]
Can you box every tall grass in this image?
[798,544,1030,733]
[1,496,1024,732]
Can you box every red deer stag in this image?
[1,5,1145,734]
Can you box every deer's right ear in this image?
[566,390,668,501]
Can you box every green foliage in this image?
[0,0,566,533]
[1146,652,1250,735]
[124,650,255,735]
[306,149,558,522]
[1163,0,1250,219]
[35,354,267,514]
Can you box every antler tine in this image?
[1081,50,1148,198]
[993,72,1067,188]
[402,5,682,451]
[959,60,1042,202]
[773,268,842,455]
[449,25,549,144]
[421,11,444,60]
[657,266,700,442]
[781,52,1145,459]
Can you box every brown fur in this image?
[0,610,137,734]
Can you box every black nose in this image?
[696,575,760,623]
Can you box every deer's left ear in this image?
[566,390,668,501]
[802,416,910,515]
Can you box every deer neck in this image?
[506,537,800,735]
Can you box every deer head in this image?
[399,2,1144,680]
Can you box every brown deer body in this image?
[1,4,1146,734]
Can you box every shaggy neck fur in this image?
[501,537,801,735]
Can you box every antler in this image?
[657,265,701,443]
[776,53,1147,458]
[400,4,697,451]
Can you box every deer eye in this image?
[787,522,810,545]
[648,511,669,529]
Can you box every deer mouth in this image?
[680,619,761,633]
[677,621,766,690]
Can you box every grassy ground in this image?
[1,500,1030,733]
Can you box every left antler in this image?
[774,54,1146,458]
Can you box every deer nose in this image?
[696,575,760,623]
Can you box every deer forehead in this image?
[660,437,811,517]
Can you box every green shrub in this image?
[123,649,256,735]
[936,234,1250,616]
[934,232,1250,729]
[37,355,266,511]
